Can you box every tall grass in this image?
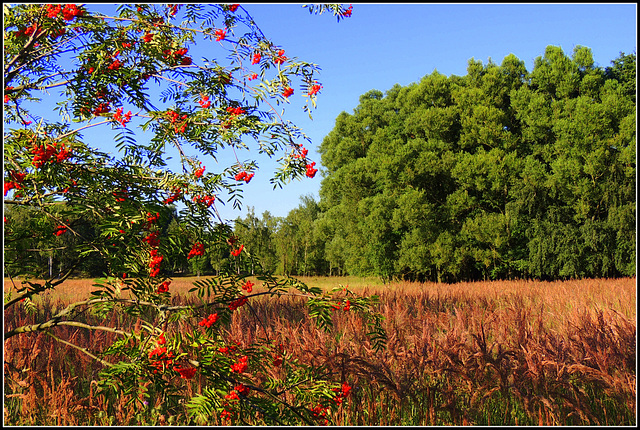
[3,277,636,425]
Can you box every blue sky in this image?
[13,3,637,223]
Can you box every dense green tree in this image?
[314,46,635,282]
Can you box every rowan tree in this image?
[4,3,384,425]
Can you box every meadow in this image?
[3,276,636,426]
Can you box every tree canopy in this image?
[310,46,635,282]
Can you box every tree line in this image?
[5,45,635,283]
[3,200,324,279]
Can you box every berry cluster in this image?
[331,381,352,404]
[107,54,122,71]
[215,28,227,41]
[235,383,250,396]
[4,86,13,104]
[167,4,179,17]
[241,280,254,293]
[54,225,68,236]
[113,189,128,202]
[311,381,353,425]
[13,22,40,39]
[4,171,26,196]
[12,4,83,40]
[226,106,246,116]
[272,342,285,367]
[225,391,239,401]
[308,82,322,96]
[93,102,111,115]
[332,300,351,311]
[234,170,254,183]
[163,187,182,205]
[227,236,245,257]
[148,334,174,374]
[143,231,160,247]
[113,107,132,127]
[149,249,163,277]
[228,296,248,311]
[198,313,219,328]
[198,95,211,109]
[31,141,72,168]
[218,344,237,355]
[293,146,309,159]
[282,86,294,98]
[11,171,27,182]
[230,244,244,257]
[273,354,283,367]
[173,366,196,379]
[156,280,171,294]
[187,242,205,259]
[305,162,318,178]
[46,3,84,21]
[146,211,160,224]
[162,47,192,66]
[167,110,188,134]
[273,49,287,65]
[230,355,248,373]
[311,404,330,426]
[144,211,164,277]
[4,182,18,196]
[291,145,318,178]
[193,194,216,207]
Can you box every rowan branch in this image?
[6,320,129,339]
[44,331,114,368]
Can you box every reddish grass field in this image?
[4,276,636,426]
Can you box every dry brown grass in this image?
[3,276,636,425]
[4,303,129,425]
